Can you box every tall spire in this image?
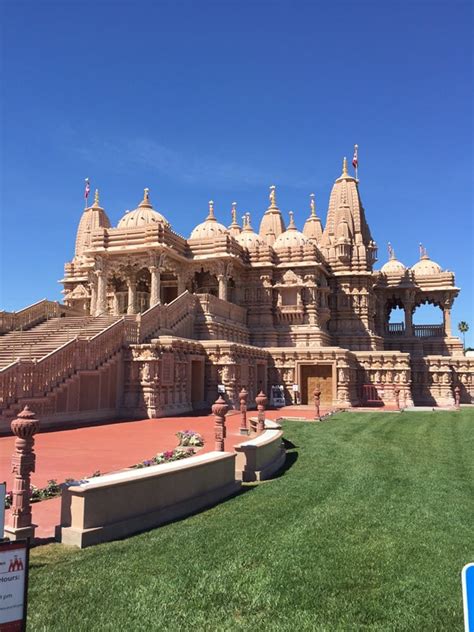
[92,189,100,207]
[310,193,316,217]
[231,202,237,225]
[342,157,348,177]
[228,201,241,236]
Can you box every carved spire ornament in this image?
[310,193,316,217]
[207,200,216,220]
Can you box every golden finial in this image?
[269,185,276,207]
[231,201,237,225]
[207,200,215,220]
[310,193,316,217]
[342,157,348,176]
[94,189,100,206]
[288,210,296,228]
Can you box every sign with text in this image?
[463,563,474,632]
[0,540,29,632]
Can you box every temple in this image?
[0,158,472,430]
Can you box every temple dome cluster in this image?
[411,248,442,276]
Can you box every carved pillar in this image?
[255,390,268,433]
[113,292,120,316]
[127,275,137,315]
[4,406,40,541]
[212,396,228,451]
[443,304,452,337]
[150,266,161,306]
[404,299,414,336]
[96,270,107,315]
[239,387,249,435]
[218,274,227,301]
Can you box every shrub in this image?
[176,430,204,447]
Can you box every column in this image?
[404,302,413,336]
[149,266,161,306]
[127,276,137,315]
[177,276,186,295]
[113,292,120,316]
[443,304,452,337]
[96,271,107,315]
[218,274,227,301]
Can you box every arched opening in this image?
[193,270,218,297]
[227,277,236,303]
[385,298,406,335]
[109,276,128,315]
[412,300,444,337]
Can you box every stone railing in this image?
[413,324,444,338]
[0,299,71,334]
[0,318,129,414]
[139,291,197,342]
[196,293,247,325]
[386,322,405,336]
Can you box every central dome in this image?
[190,201,229,240]
[381,244,406,274]
[117,189,169,229]
[411,246,442,276]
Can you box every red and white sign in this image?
[0,540,29,632]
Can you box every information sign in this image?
[463,563,474,632]
[0,540,29,632]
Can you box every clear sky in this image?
[1,0,473,344]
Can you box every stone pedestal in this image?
[255,391,268,433]
[212,396,228,451]
[239,388,249,435]
[4,406,40,541]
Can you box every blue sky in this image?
[1,0,473,344]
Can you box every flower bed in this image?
[134,448,194,469]
[176,430,204,448]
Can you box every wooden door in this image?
[301,365,333,404]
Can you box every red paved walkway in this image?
[1,405,334,541]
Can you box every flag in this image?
[352,144,358,169]
[84,178,91,201]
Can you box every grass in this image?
[28,410,474,631]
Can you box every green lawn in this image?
[28,411,474,631]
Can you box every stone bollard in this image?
[394,387,401,411]
[454,385,461,410]
[255,390,268,433]
[313,388,322,421]
[239,387,249,435]
[212,395,228,451]
[4,406,40,541]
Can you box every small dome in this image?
[411,256,442,276]
[190,201,229,240]
[117,189,169,229]
[381,258,406,274]
[381,244,406,274]
[273,212,309,251]
[236,213,265,249]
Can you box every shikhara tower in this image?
[0,156,471,429]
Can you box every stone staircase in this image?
[0,315,118,368]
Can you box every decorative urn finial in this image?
[207,200,216,220]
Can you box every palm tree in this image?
[458,321,469,349]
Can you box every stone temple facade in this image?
[0,158,472,429]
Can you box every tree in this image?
[458,321,469,350]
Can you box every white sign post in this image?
[0,540,29,632]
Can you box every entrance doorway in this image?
[300,364,333,405]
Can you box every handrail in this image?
[0,299,72,334]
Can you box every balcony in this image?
[385,323,445,338]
